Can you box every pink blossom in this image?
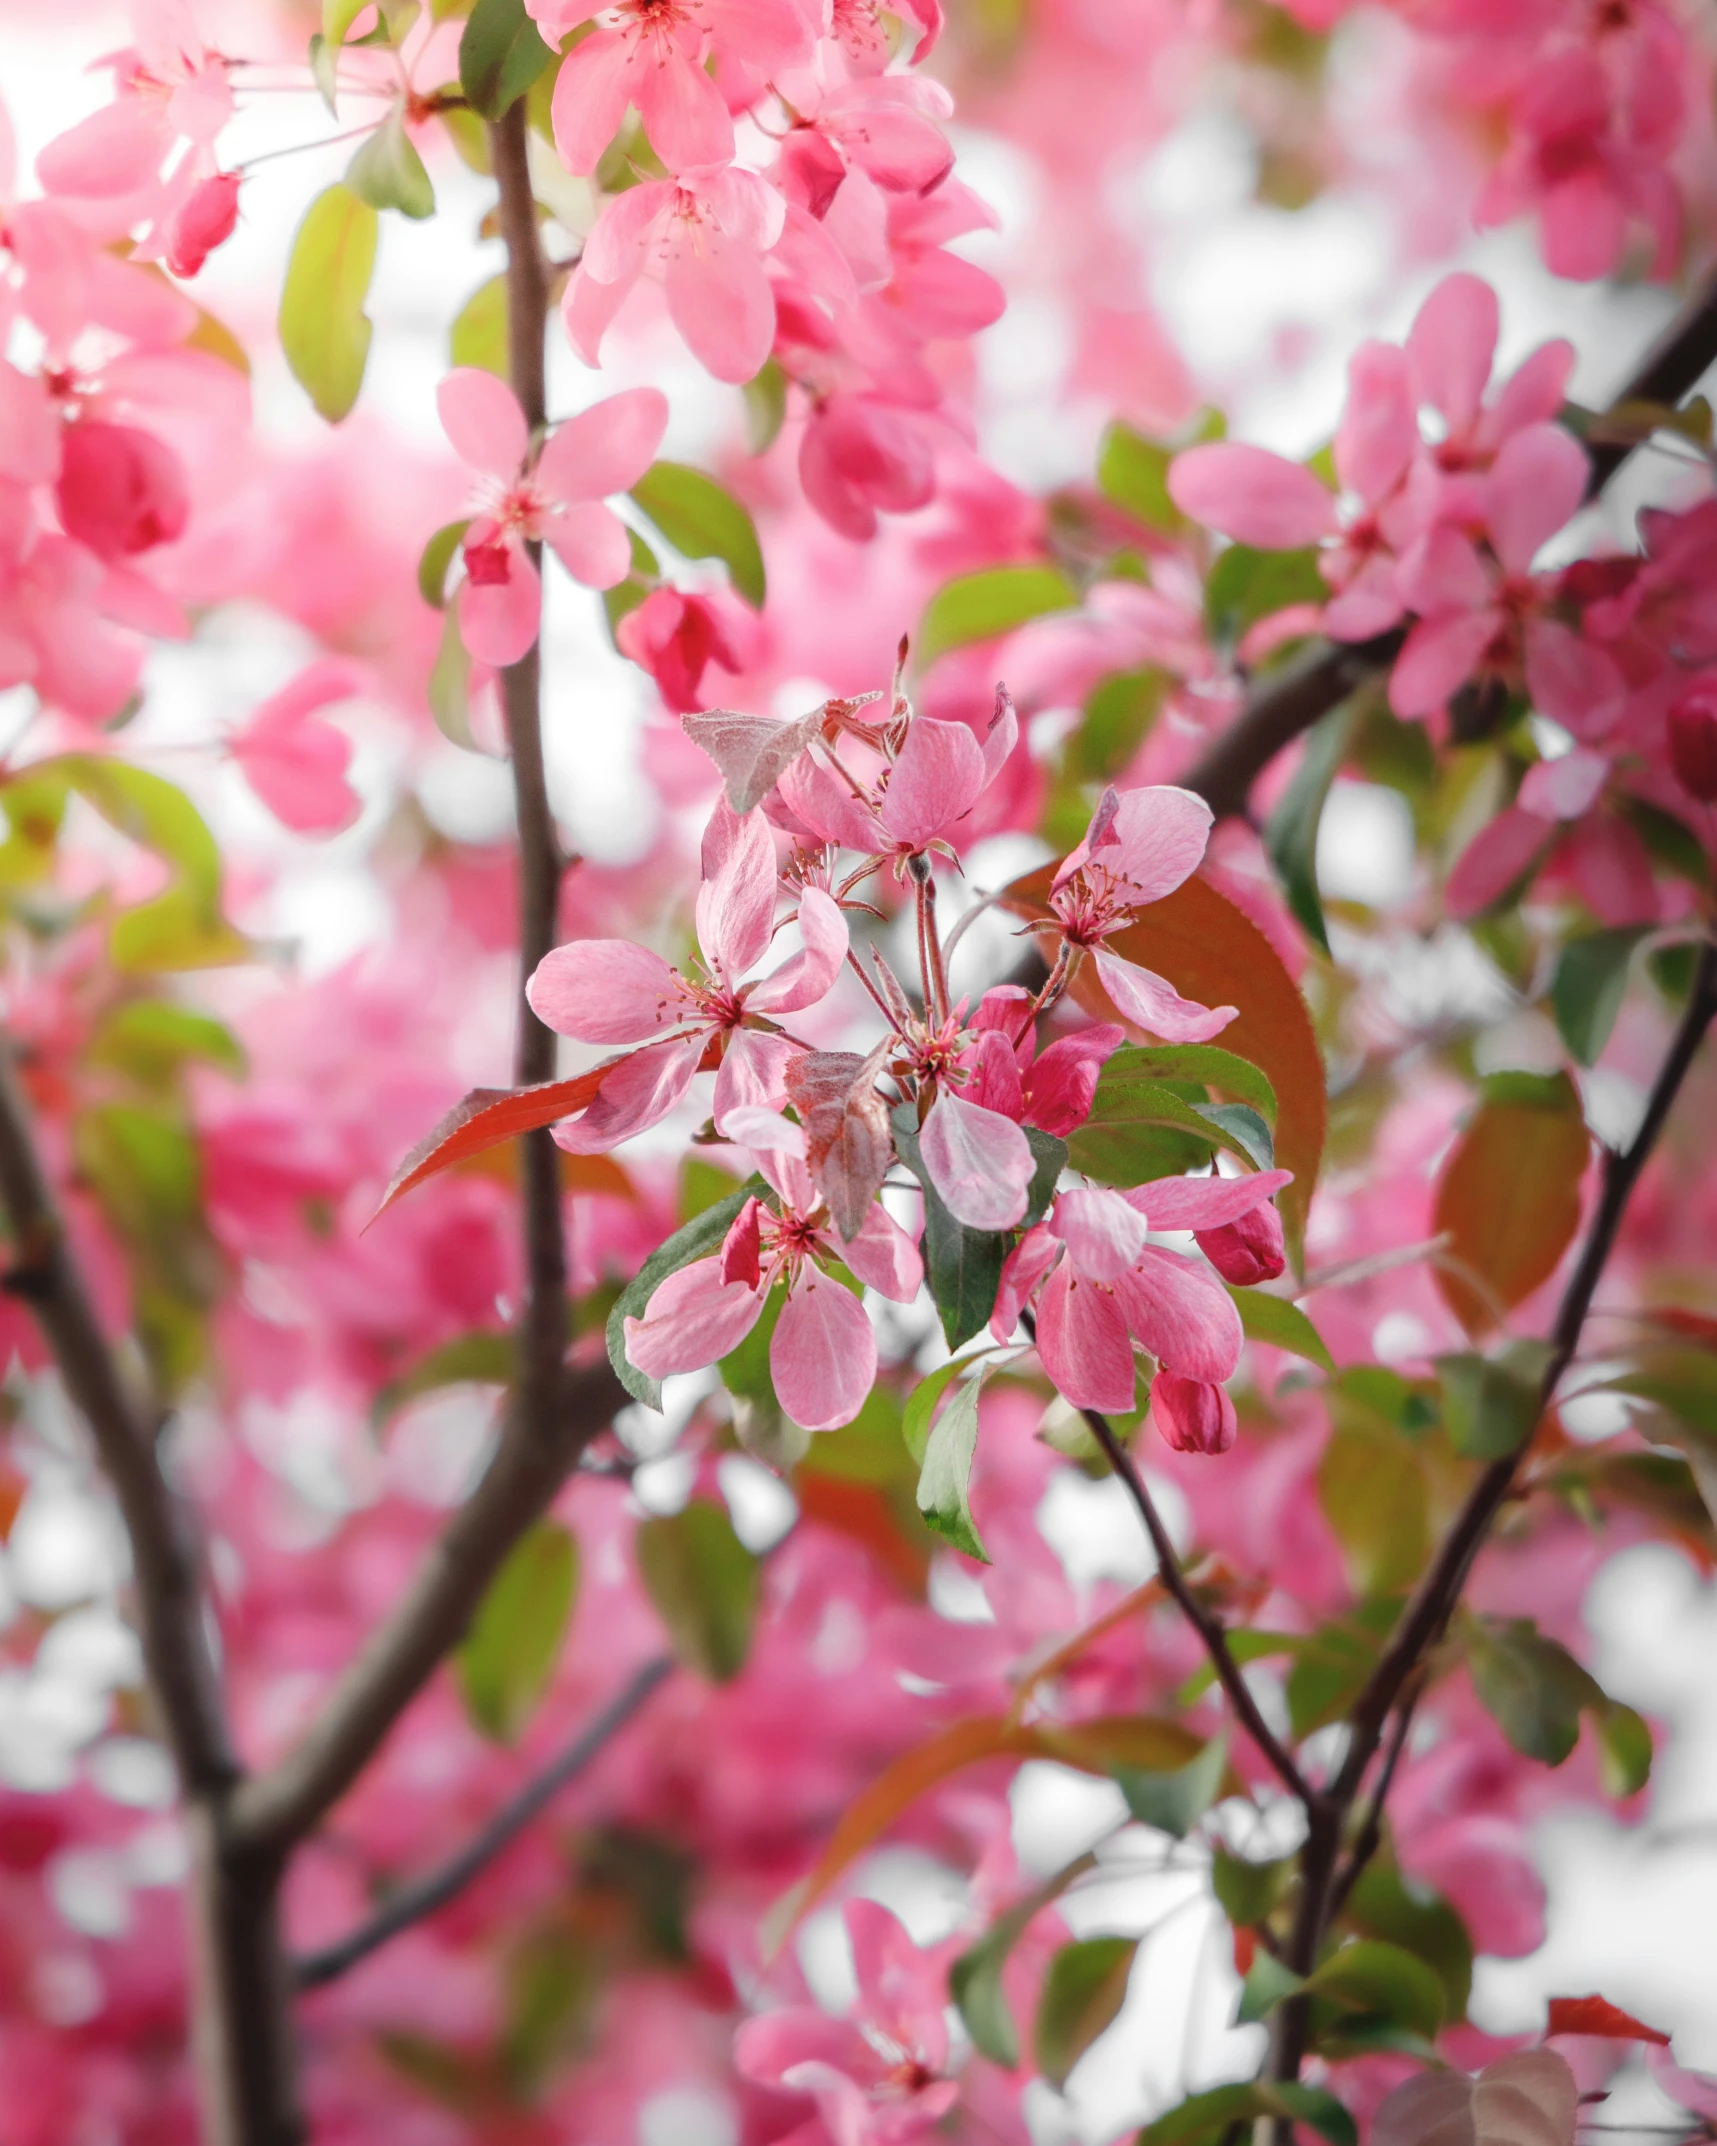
[36,0,233,201]
[1668,679,1717,803]
[437,368,669,667]
[1151,1370,1238,1455]
[159,168,239,278]
[56,419,188,559]
[777,694,1019,863]
[229,659,362,835]
[526,798,848,1150]
[617,585,755,713]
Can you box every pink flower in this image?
[36,0,233,201]
[526,798,848,1151]
[734,1899,958,2141]
[437,368,668,668]
[1668,678,1717,802]
[537,0,811,175]
[56,419,188,560]
[159,168,239,278]
[566,167,786,386]
[616,585,754,713]
[1193,1199,1285,1287]
[1151,1370,1237,1455]
[965,986,1125,1140]
[229,659,362,835]
[1048,785,1236,1043]
[623,1153,920,1429]
[777,695,1019,863]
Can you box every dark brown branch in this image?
[294,1657,673,1991]
[1181,266,1717,819]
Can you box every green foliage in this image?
[1230,1288,1333,1372]
[1305,1937,1446,2046]
[346,106,435,219]
[1111,1731,1226,1838]
[1096,422,1185,533]
[280,184,377,422]
[630,462,766,608]
[1465,1617,1651,1792]
[602,529,663,643]
[1068,1044,1276,1185]
[1140,2082,1354,2146]
[1318,1403,1430,1595]
[743,360,788,455]
[1034,1936,1137,2089]
[1342,1861,1472,2024]
[914,1369,989,1560]
[1551,927,1648,1066]
[1438,1342,1554,1461]
[1204,543,1326,648]
[428,607,475,748]
[457,1520,579,1742]
[916,565,1079,669]
[1265,701,1358,954]
[950,1854,1092,2068]
[635,1499,758,1682]
[607,1183,760,1408]
[86,1001,246,1087]
[459,0,554,118]
[418,519,472,609]
[450,275,509,376]
[1211,1848,1293,1928]
[1071,668,1165,784]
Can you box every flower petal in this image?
[746,886,848,1014]
[437,367,526,479]
[537,387,670,503]
[772,1269,876,1430]
[544,499,632,590]
[1114,1243,1243,1381]
[1126,1167,1292,1233]
[1050,1186,1149,1284]
[840,1201,923,1303]
[637,44,736,172]
[1167,442,1339,550]
[551,1033,705,1152]
[1484,422,1590,578]
[665,225,777,386]
[920,1091,1033,1231]
[696,798,778,981]
[878,716,987,852]
[1335,341,1416,506]
[1405,273,1499,435]
[458,548,541,668]
[527,939,688,1042]
[1036,1258,1135,1413]
[624,1256,763,1377]
[1094,949,1236,1043]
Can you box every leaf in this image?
[916,564,1079,670]
[450,273,508,376]
[1372,2051,1578,2146]
[346,105,435,218]
[606,1183,762,1409]
[1097,422,1184,533]
[1317,1414,1431,1596]
[1073,667,1165,782]
[280,184,377,423]
[1068,1075,1267,1183]
[1112,1730,1227,1839]
[86,1001,246,1086]
[1022,1124,1068,1224]
[1238,1949,1307,2024]
[1551,928,1647,1067]
[1009,869,1324,1261]
[1194,1100,1273,1167]
[1465,1619,1600,1768]
[308,30,340,112]
[903,1357,968,1465]
[373,1066,615,1221]
[950,1852,1095,2068]
[1033,1936,1136,2089]
[459,0,553,118]
[1594,1700,1652,1798]
[1307,1939,1446,2041]
[915,1370,988,1561]
[1211,1847,1293,1928]
[373,1330,515,1429]
[1433,1071,1589,1338]
[744,359,788,455]
[1265,701,1358,955]
[418,519,472,609]
[630,462,766,609]
[892,1108,1007,1349]
[1545,1993,1669,2043]
[1142,2082,1355,2146]
[1343,1861,1473,2026]
[323,0,372,50]
[1231,1289,1333,1372]
[427,606,475,747]
[682,705,823,815]
[456,1520,579,1742]
[635,1499,758,1683]
[1092,1043,1277,1124]
[1205,544,1327,647]
[1438,1343,1554,1461]
[1285,1604,1394,1737]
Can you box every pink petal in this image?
[1485,339,1576,445]
[1516,748,1608,821]
[552,1033,705,1152]
[776,752,882,851]
[746,886,848,1014]
[920,1091,1034,1231]
[1167,443,1339,550]
[624,1256,763,1377]
[696,798,778,981]
[1051,1186,1149,1283]
[581,180,673,287]
[991,1223,1061,1342]
[721,1105,806,1156]
[538,387,670,503]
[0,362,64,486]
[734,2011,875,2089]
[1114,1243,1243,1382]
[1335,341,1417,506]
[231,707,357,834]
[1023,1026,1125,1138]
[878,716,987,851]
[1388,609,1496,719]
[712,0,816,68]
[1444,806,1552,919]
[1523,617,1624,739]
[458,549,541,668]
[437,368,526,479]
[1541,168,1626,283]
[771,1269,876,1430]
[544,499,631,589]
[1107,786,1215,904]
[637,45,736,173]
[1565,816,1658,929]
[1093,950,1236,1044]
[563,263,633,368]
[964,1029,1025,1121]
[1395,527,1493,616]
[840,1201,923,1303]
[1128,1167,1293,1233]
[1151,1372,1237,1455]
[1405,273,1498,434]
[550,29,641,174]
[526,939,689,1042]
[1036,1259,1136,1414]
[1484,423,1590,577]
[713,1028,799,1126]
[666,226,777,386]
[36,101,168,197]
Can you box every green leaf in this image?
[1096,422,1184,533]
[1317,1410,1430,1596]
[308,31,340,113]
[427,605,475,748]
[1092,1043,1277,1123]
[323,0,372,49]
[459,0,553,118]
[1306,1938,1445,2040]
[418,519,471,609]
[1551,927,1649,1067]
[1112,1731,1226,1839]
[1192,1100,1273,1167]
[743,359,788,455]
[86,1001,246,1086]
[950,1853,1095,2068]
[635,1498,758,1682]
[74,1103,200,1246]
[916,564,1079,670]
[903,1357,967,1465]
[1595,1700,1652,1798]
[373,1329,514,1430]
[892,1110,1006,1348]
[1264,701,1357,955]
[1068,1075,1265,1185]
[1230,1289,1333,1372]
[450,274,509,376]
[346,105,435,218]
[630,461,766,608]
[603,529,662,643]
[1466,1618,1599,1767]
[1237,1948,1306,2024]
[1438,1343,1554,1461]
[1211,1847,1293,1928]
[1073,668,1165,782]
[456,1520,579,1742]
[1022,1124,1067,1225]
[915,1371,988,1561]
[607,1183,761,1409]
[1141,2082,1355,2146]
[1285,1603,1394,1737]
[279,184,377,422]
[1033,1936,1136,2090]
[1433,1069,1588,1340]
[1342,1862,1472,2025]
[1204,543,1327,648]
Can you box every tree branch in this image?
[1181,267,1717,818]
[294,1657,673,1991]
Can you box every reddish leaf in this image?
[1546,1994,1670,2044]
[1433,1074,1590,1338]
[371,1062,617,1221]
[786,1040,892,1242]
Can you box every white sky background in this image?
[1,3,1715,2135]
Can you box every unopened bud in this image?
[1151,1372,1237,1455]
[163,171,241,278]
[1194,1201,1286,1286]
[58,421,189,559]
[1668,684,1717,803]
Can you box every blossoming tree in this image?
[2,0,1717,2143]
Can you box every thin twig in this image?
[294,1658,674,1990]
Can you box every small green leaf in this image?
[418,519,471,609]
[630,461,766,608]
[902,1357,967,1465]
[1237,1948,1306,2024]
[915,1371,989,1562]
[1438,1342,1553,1461]
[1595,1700,1652,1798]
[457,1520,579,1742]
[1230,1289,1333,1372]
[635,1499,758,1683]
[892,1109,1006,1348]
[1141,2083,1355,2146]
[1191,1099,1273,1167]
[603,529,662,643]
[1092,1043,1277,1123]
[1073,668,1164,781]
[1204,543,1327,648]
[1112,1730,1227,1839]
[308,31,339,113]
[607,1184,762,1409]
[1466,1618,1599,1768]
[1264,701,1357,955]
[1305,1938,1445,2040]
[279,184,377,422]
[916,565,1079,670]
[1022,1124,1068,1225]
[323,0,372,49]
[1096,422,1184,533]
[1033,1936,1136,2090]
[428,605,475,748]
[743,359,788,455]
[1341,1862,1472,2025]
[451,273,509,376]
[86,1001,246,1086]
[1211,1847,1293,1929]
[459,0,553,118]
[1317,1412,1430,1597]
[346,105,435,219]
[1068,1076,1265,1185]
[1551,927,1648,1067]
[949,1852,1096,2069]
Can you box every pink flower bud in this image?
[1668,684,1717,803]
[1194,1201,1286,1286]
[617,587,747,715]
[57,421,189,560]
[1151,1371,1237,1455]
[163,171,241,279]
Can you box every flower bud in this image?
[163,171,241,279]
[57,421,189,559]
[617,587,747,714]
[1194,1201,1285,1286]
[1668,683,1717,803]
[1151,1372,1237,1456]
